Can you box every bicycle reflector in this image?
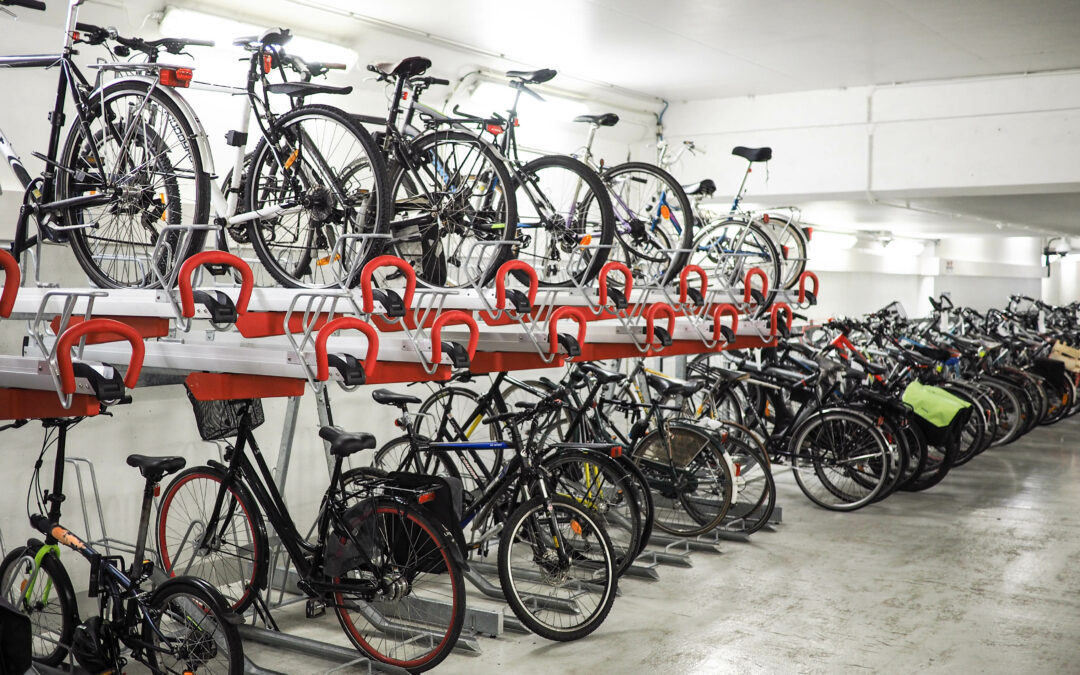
[579,234,593,246]
[609,446,623,458]
[159,67,193,88]
[263,53,273,74]
[486,123,504,136]
[418,491,436,505]
[762,213,770,224]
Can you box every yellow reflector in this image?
[284,148,299,170]
[316,254,341,267]
[159,194,167,220]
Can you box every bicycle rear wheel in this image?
[245,104,389,288]
[144,578,244,675]
[755,212,808,290]
[790,409,890,511]
[691,218,780,308]
[498,495,617,641]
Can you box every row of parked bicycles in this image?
[1,0,807,306]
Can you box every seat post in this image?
[731,160,753,215]
[130,474,157,576]
[583,122,600,163]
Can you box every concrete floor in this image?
[245,415,1080,674]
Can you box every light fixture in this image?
[811,231,858,250]
[884,238,926,257]
[159,7,358,70]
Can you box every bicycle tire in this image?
[156,465,268,614]
[386,129,517,289]
[333,497,465,672]
[720,433,777,535]
[0,544,78,666]
[789,408,890,510]
[691,218,780,309]
[61,79,209,288]
[144,577,244,675]
[497,495,617,641]
[603,161,694,286]
[754,212,808,290]
[513,154,615,286]
[245,104,390,288]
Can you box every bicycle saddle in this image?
[577,362,625,385]
[126,455,186,482]
[682,179,716,196]
[732,146,772,162]
[319,426,377,458]
[505,68,557,84]
[371,388,422,407]
[372,56,431,80]
[573,112,619,127]
[646,373,703,398]
[265,81,353,98]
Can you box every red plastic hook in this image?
[598,261,633,307]
[429,310,479,365]
[492,260,538,313]
[770,303,793,337]
[798,271,819,305]
[678,265,708,305]
[547,306,589,355]
[744,267,769,305]
[315,317,379,382]
[57,319,145,395]
[360,255,417,314]
[0,250,19,319]
[712,303,740,341]
[644,303,676,348]
[178,251,254,318]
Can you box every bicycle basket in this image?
[184,387,265,441]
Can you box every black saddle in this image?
[233,28,291,47]
[682,179,716,196]
[573,113,619,127]
[577,363,625,385]
[372,56,431,80]
[265,82,352,98]
[732,146,772,162]
[319,427,377,458]
[646,373,703,398]
[126,455,186,482]
[372,388,422,407]
[506,68,557,84]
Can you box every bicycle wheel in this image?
[631,424,734,536]
[144,578,244,674]
[415,386,504,493]
[542,450,642,578]
[0,544,78,666]
[157,466,268,614]
[333,498,464,672]
[514,154,614,286]
[245,104,389,288]
[755,212,808,290]
[60,79,209,288]
[497,495,617,641]
[723,434,776,535]
[790,409,890,511]
[983,376,1028,445]
[386,129,516,288]
[603,161,693,286]
[691,218,780,308]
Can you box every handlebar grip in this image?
[429,77,450,86]
[7,0,47,11]
[185,39,216,47]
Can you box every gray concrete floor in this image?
[245,415,1080,674]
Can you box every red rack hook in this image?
[490,260,537,315]
[712,303,740,342]
[644,302,676,348]
[798,271,819,305]
[598,261,633,307]
[770,303,793,337]
[679,264,708,305]
[57,319,145,395]
[430,310,479,364]
[360,255,416,314]
[0,250,19,319]
[744,267,769,305]
[178,251,254,318]
[548,306,588,355]
[315,317,379,382]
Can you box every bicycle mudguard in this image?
[151,575,243,625]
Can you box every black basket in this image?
[914,404,971,447]
[185,387,265,442]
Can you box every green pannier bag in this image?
[902,381,971,428]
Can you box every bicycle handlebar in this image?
[2,0,47,11]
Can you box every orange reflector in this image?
[570,519,583,535]
[579,234,592,246]
[660,205,671,220]
[159,68,193,88]
[418,491,436,504]
[735,463,742,477]
[160,194,167,221]
[19,580,27,592]
[316,254,341,267]
[486,123,504,136]
[609,446,623,458]
[284,149,299,170]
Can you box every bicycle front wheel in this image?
[790,409,890,510]
[145,578,244,674]
[0,544,78,666]
[387,130,517,289]
[498,495,617,641]
[60,79,209,288]
[691,218,780,307]
[246,104,389,288]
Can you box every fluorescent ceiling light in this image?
[159,7,357,70]
[884,238,926,256]
[812,231,858,250]
[467,81,588,128]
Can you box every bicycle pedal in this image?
[305,598,326,618]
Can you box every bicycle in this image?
[155,395,465,672]
[0,415,243,673]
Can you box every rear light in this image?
[804,226,813,240]
[154,485,161,497]
[418,491,436,504]
[486,123,504,136]
[263,53,273,74]
[402,91,409,100]
[782,245,789,259]
[609,446,623,458]
[71,31,80,41]
[159,68,193,88]
[762,213,770,224]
